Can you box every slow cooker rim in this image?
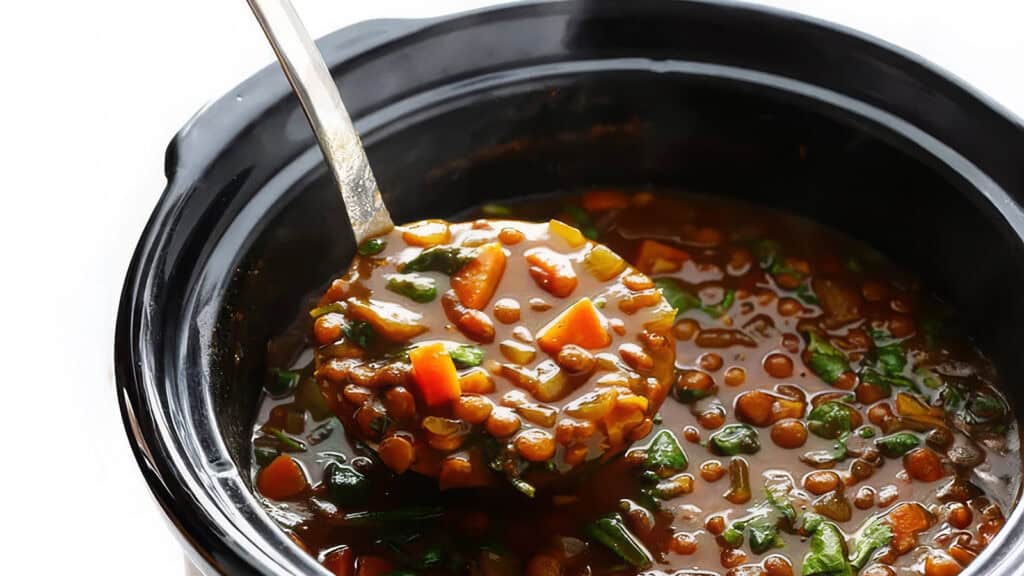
[116,1,1024,574]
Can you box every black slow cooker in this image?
[116,1,1024,574]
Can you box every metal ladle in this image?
[246,0,394,243]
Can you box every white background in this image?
[0,1,1020,573]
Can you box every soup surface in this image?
[251,191,1020,576]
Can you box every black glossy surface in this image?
[116,1,1024,574]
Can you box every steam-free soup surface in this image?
[251,190,1019,576]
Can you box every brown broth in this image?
[251,190,1020,576]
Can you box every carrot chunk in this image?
[401,219,450,247]
[409,342,461,406]
[452,242,506,309]
[526,247,578,298]
[582,189,629,212]
[636,240,689,274]
[256,454,308,500]
[903,447,945,482]
[536,297,611,355]
[887,501,932,553]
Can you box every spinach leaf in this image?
[766,482,797,524]
[709,424,761,456]
[849,516,893,570]
[802,521,853,576]
[875,432,921,458]
[653,278,701,316]
[344,320,376,349]
[702,290,736,318]
[645,430,688,473]
[449,345,485,368]
[402,246,475,275]
[796,282,819,305]
[324,462,369,507]
[913,367,943,390]
[753,239,783,270]
[653,277,734,319]
[872,343,906,376]
[807,402,854,440]
[585,514,654,569]
[805,332,850,384]
[267,369,301,396]
[859,369,916,395]
[562,204,600,240]
[386,274,437,303]
[358,237,387,256]
[748,520,785,554]
[253,446,279,467]
[720,524,745,548]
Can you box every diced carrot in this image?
[903,447,945,482]
[947,544,976,566]
[355,556,395,576]
[256,454,308,500]
[409,342,461,406]
[536,297,611,355]
[636,240,689,275]
[322,546,354,576]
[888,500,937,541]
[452,242,506,309]
[401,219,450,247]
[526,247,578,298]
[924,552,962,576]
[582,189,629,212]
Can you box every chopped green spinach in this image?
[324,462,369,507]
[267,369,301,396]
[644,430,688,474]
[709,424,761,456]
[449,345,485,368]
[802,521,853,576]
[875,432,920,458]
[807,402,854,440]
[358,237,387,256]
[585,513,653,569]
[402,246,475,275]
[805,332,850,384]
[562,204,600,240]
[344,320,376,349]
[848,516,893,570]
[386,274,437,303]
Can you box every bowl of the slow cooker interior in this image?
[116,2,1024,575]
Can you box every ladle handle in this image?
[246,0,394,243]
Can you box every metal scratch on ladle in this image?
[246,0,394,243]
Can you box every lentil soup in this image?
[251,190,1020,576]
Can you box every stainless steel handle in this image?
[246,0,393,243]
